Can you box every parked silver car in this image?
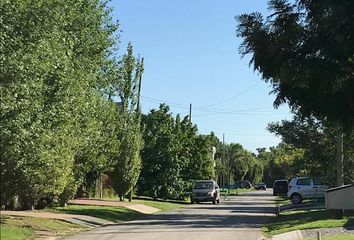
[287,177,326,204]
[191,180,220,204]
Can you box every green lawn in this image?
[275,196,292,205]
[263,209,354,236]
[0,215,83,240]
[275,196,325,206]
[49,205,144,222]
[304,234,354,240]
[132,199,188,212]
[103,195,189,211]
[50,196,188,223]
[220,188,253,196]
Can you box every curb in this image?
[272,230,303,240]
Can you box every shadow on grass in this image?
[264,209,354,236]
[52,206,145,222]
[0,215,9,224]
[133,196,190,205]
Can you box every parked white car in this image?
[287,177,326,204]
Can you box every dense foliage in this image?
[236,0,354,186]
[137,105,216,199]
[236,0,354,128]
[0,0,142,209]
[268,115,354,185]
[110,44,144,201]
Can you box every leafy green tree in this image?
[1,0,119,209]
[108,44,144,201]
[112,115,143,201]
[138,104,216,199]
[138,104,182,199]
[268,115,354,185]
[236,0,354,186]
[256,143,305,185]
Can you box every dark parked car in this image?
[273,179,289,196]
[255,182,266,190]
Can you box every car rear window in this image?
[194,182,213,189]
[275,181,288,187]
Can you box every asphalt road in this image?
[65,189,276,240]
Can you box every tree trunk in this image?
[128,189,132,202]
[335,128,344,187]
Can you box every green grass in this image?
[275,196,325,206]
[0,215,83,240]
[263,209,354,236]
[49,205,144,222]
[220,188,253,196]
[49,196,188,223]
[275,196,292,205]
[132,199,187,212]
[102,195,189,211]
[304,234,354,240]
[0,225,33,240]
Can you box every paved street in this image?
[65,190,276,240]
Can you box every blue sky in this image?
[110,0,293,152]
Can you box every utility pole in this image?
[189,103,192,122]
[136,57,144,113]
[222,133,225,188]
[336,128,344,187]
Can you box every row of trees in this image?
[1,0,143,209]
[265,113,354,186]
[0,0,219,208]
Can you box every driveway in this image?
[65,189,276,240]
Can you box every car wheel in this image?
[291,193,302,204]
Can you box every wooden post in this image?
[317,231,321,240]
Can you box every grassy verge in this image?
[0,215,83,240]
[304,235,354,240]
[49,205,144,222]
[132,198,188,211]
[220,188,253,196]
[263,209,354,236]
[49,196,188,222]
[103,195,189,211]
[275,196,325,206]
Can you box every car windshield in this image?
[194,182,213,189]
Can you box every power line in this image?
[141,96,188,108]
[142,98,288,116]
[197,82,261,108]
